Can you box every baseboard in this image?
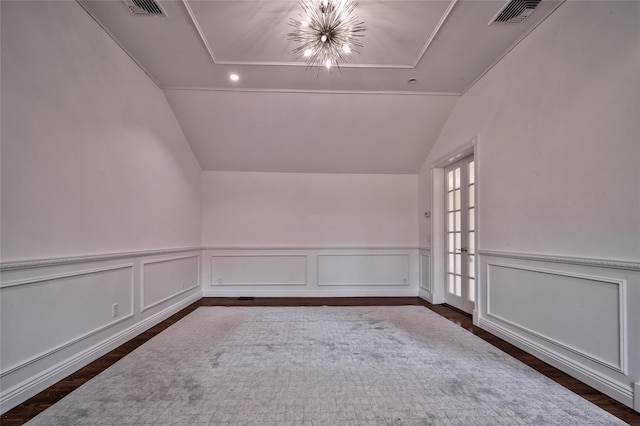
[0,291,202,413]
[418,288,433,303]
[202,288,418,298]
[478,316,634,408]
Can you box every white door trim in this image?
[429,138,478,315]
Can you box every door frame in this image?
[429,137,479,322]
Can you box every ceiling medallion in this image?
[288,0,367,70]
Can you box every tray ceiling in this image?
[72,0,565,173]
[79,0,564,93]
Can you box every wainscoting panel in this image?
[142,255,200,312]
[202,248,419,297]
[318,254,409,286]
[486,262,625,373]
[420,253,431,292]
[210,255,307,286]
[477,250,640,410]
[0,264,134,374]
[0,249,202,414]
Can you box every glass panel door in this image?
[445,156,475,313]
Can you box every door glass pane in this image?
[455,275,462,296]
[454,189,461,210]
[469,255,475,278]
[455,211,461,231]
[448,233,454,251]
[454,168,461,189]
[469,232,475,253]
[469,208,475,231]
[448,171,454,190]
[455,254,461,274]
[448,274,454,293]
[468,278,475,302]
[469,161,475,184]
[455,233,461,251]
[469,185,475,208]
[449,253,454,268]
[448,192,454,210]
[448,213,455,232]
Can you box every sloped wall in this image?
[418,1,640,409]
[0,1,203,412]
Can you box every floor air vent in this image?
[122,0,166,16]
[491,0,542,24]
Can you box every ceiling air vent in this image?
[491,0,542,24]
[122,0,166,16]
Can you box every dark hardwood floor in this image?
[3,297,638,425]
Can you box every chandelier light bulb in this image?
[287,0,367,71]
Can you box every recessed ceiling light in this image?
[230,74,239,81]
[407,78,418,84]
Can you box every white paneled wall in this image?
[203,248,419,297]
[0,250,202,413]
[318,254,409,286]
[211,255,307,286]
[141,255,201,312]
[418,249,432,300]
[476,251,640,409]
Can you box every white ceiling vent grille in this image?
[122,0,166,16]
[491,0,542,24]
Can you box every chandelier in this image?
[287,0,367,70]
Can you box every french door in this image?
[444,156,476,313]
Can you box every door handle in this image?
[456,247,468,253]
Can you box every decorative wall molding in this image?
[0,264,135,377]
[0,292,201,413]
[210,254,307,286]
[140,255,201,312]
[479,250,640,271]
[420,253,431,292]
[204,245,420,251]
[317,254,410,286]
[0,247,202,272]
[0,263,134,289]
[485,261,628,374]
[478,317,634,407]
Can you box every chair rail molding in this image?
[478,250,640,271]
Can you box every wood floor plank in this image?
[2,297,638,425]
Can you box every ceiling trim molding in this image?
[182,0,217,64]
[76,0,162,89]
[209,60,415,69]
[460,0,566,95]
[411,0,458,68]
[182,0,457,70]
[162,86,462,96]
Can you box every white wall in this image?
[201,171,420,297]
[417,1,640,409]
[419,0,639,261]
[0,1,203,412]
[203,171,418,248]
[1,1,202,262]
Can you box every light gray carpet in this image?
[27,306,626,425]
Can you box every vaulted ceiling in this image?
[79,0,564,173]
